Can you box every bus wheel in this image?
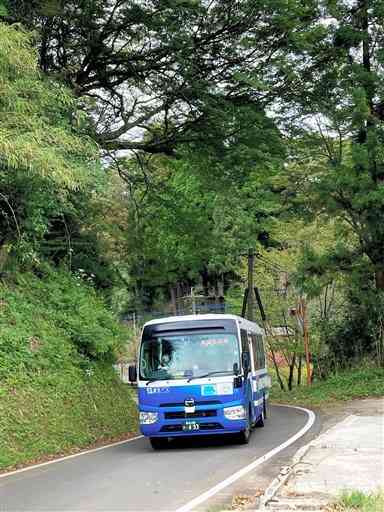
[237,410,251,444]
[255,403,265,428]
[264,396,270,419]
[150,437,168,450]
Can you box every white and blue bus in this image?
[129,314,271,449]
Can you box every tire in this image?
[237,408,252,444]
[264,396,270,419]
[255,401,265,428]
[149,437,168,450]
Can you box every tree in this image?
[278,0,384,289]
[104,102,286,312]
[0,21,98,268]
[7,0,320,156]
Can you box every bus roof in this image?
[143,314,263,333]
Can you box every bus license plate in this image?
[183,421,199,431]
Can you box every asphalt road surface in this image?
[0,405,314,512]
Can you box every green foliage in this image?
[0,365,138,470]
[336,490,384,512]
[0,1,7,16]
[273,0,384,371]
[0,22,102,273]
[7,0,320,155]
[0,23,96,187]
[271,365,384,407]
[0,268,129,378]
[0,1,382,406]
[283,1,384,279]
[109,136,285,311]
[314,287,384,372]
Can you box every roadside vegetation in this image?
[270,365,384,407]
[0,0,383,468]
[330,490,384,512]
[0,365,137,470]
[0,270,137,470]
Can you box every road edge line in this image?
[259,432,313,509]
[175,405,316,512]
[0,435,143,479]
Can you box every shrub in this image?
[0,268,129,379]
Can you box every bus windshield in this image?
[139,332,240,381]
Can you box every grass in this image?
[330,489,384,511]
[270,366,384,407]
[0,269,138,471]
[0,365,138,470]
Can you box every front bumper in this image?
[139,403,247,438]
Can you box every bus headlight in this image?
[139,411,158,425]
[224,405,246,420]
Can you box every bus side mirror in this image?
[128,364,137,383]
[242,352,250,375]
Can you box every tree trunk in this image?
[375,270,384,290]
[269,341,286,391]
[201,267,209,296]
[176,281,182,299]
[297,355,302,386]
[0,241,11,272]
[288,352,296,391]
[376,317,384,367]
[170,285,177,315]
[217,273,224,298]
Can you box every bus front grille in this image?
[160,424,183,432]
[160,400,221,407]
[164,410,217,420]
[199,422,223,430]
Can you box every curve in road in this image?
[0,405,315,512]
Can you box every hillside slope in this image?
[0,269,137,470]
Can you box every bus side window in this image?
[251,334,259,370]
[251,334,265,370]
[240,329,249,354]
[257,335,265,369]
[247,332,255,372]
[240,329,251,373]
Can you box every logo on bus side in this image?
[147,387,170,394]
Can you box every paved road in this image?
[0,406,314,511]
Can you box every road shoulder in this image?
[259,398,384,512]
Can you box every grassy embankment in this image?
[0,269,138,471]
[270,366,384,407]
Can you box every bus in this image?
[129,314,271,449]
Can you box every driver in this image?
[158,353,172,369]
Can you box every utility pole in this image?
[247,248,256,321]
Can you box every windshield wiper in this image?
[145,377,173,386]
[187,370,233,383]
[146,379,160,386]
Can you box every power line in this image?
[256,253,288,274]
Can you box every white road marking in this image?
[1,403,315,511]
[0,435,143,479]
[175,405,316,512]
